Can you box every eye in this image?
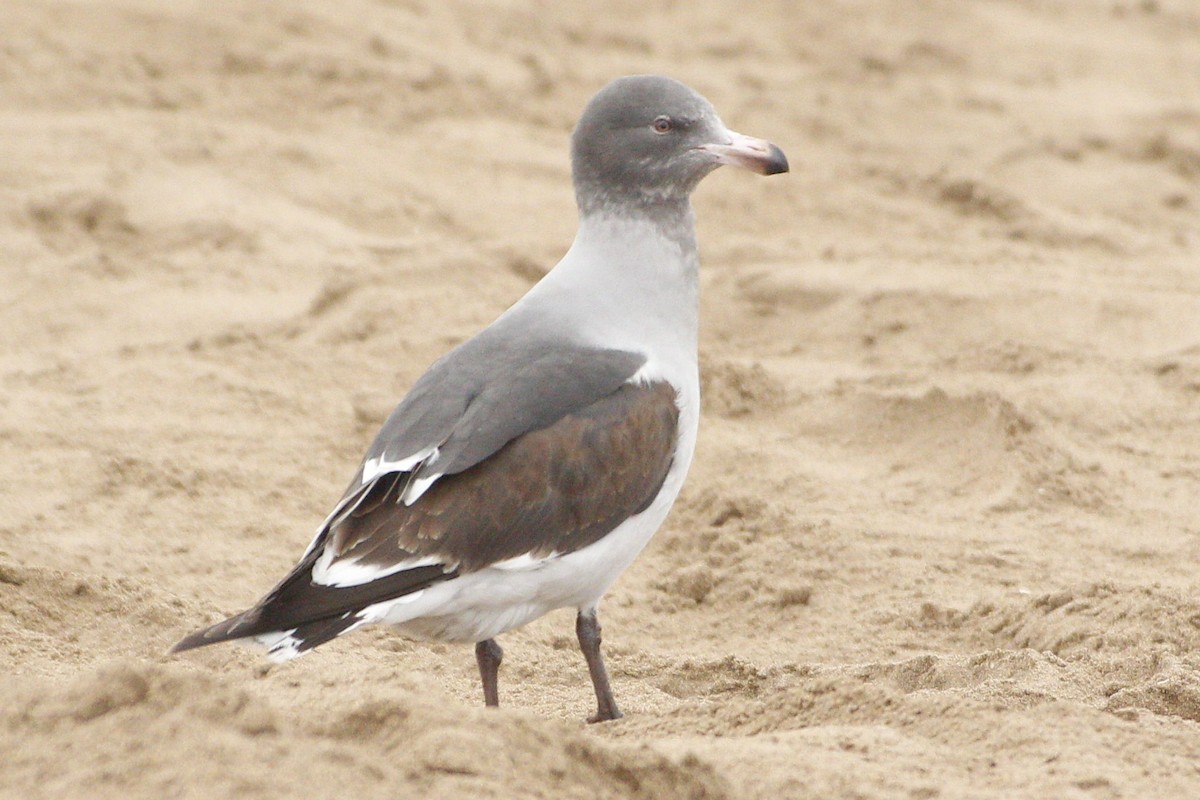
[652,116,673,134]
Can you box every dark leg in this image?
[475,638,503,708]
[576,607,623,723]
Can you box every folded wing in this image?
[171,371,679,655]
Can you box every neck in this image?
[575,195,698,255]
[573,202,699,285]
[556,201,700,353]
[503,197,700,359]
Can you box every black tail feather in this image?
[169,608,261,653]
[170,561,457,655]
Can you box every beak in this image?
[697,130,789,176]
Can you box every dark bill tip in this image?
[761,143,789,175]
[698,131,790,176]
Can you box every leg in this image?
[475,638,503,708]
[576,607,623,723]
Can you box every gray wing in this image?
[331,379,680,569]
[350,332,646,502]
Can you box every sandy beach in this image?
[2,1,1200,797]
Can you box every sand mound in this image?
[969,582,1200,657]
[1,661,725,800]
[0,560,198,672]
[795,385,1112,513]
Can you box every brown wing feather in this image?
[330,380,680,572]
[170,381,678,655]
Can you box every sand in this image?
[2,0,1199,797]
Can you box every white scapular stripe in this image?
[311,550,444,588]
[362,445,439,485]
[489,553,556,571]
[400,471,442,506]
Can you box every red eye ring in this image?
[652,116,672,134]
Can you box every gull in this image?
[172,74,787,722]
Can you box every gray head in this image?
[571,75,788,216]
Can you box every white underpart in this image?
[332,596,421,637]
[354,592,427,624]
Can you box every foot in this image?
[576,608,623,723]
[475,638,503,707]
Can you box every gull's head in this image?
[571,75,788,215]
